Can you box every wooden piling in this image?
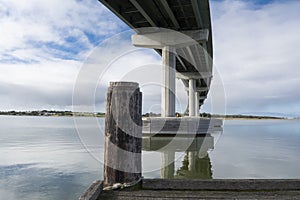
[103,82,142,187]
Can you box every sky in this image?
[0,0,300,117]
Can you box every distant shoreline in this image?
[0,110,105,118]
[0,110,292,120]
[219,117,287,120]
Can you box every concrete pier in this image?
[132,29,209,117]
[142,117,223,136]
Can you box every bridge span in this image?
[98,0,213,116]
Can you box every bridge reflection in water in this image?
[142,130,222,179]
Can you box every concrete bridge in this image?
[99,0,213,117]
[79,2,300,199]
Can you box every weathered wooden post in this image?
[104,82,142,188]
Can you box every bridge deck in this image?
[98,0,213,110]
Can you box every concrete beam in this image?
[181,30,208,42]
[176,72,212,79]
[191,0,203,27]
[199,96,206,100]
[159,0,180,29]
[186,46,197,67]
[196,87,209,92]
[185,87,209,92]
[184,87,209,92]
[129,0,157,27]
[176,55,187,71]
[132,29,209,49]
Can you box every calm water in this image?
[0,116,300,199]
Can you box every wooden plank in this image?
[82,179,300,199]
[79,180,103,200]
[142,179,300,191]
[99,190,300,199]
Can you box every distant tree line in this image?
[200,113,285,119]
[142,112,285,119]
[0,110,286,119]
[0,110,105,117]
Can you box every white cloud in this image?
[0,0,299,116]
[0,60,81,110]
[0,0,129,111]
[210,0,300,115]
[0,0,127,61]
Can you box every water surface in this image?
[0,116,299,199]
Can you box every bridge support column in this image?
[189,79,196,117]
[132,30,210,117]
[162,46,176,117]
[195,91,200,116]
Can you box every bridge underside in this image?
[99,0,213,115]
